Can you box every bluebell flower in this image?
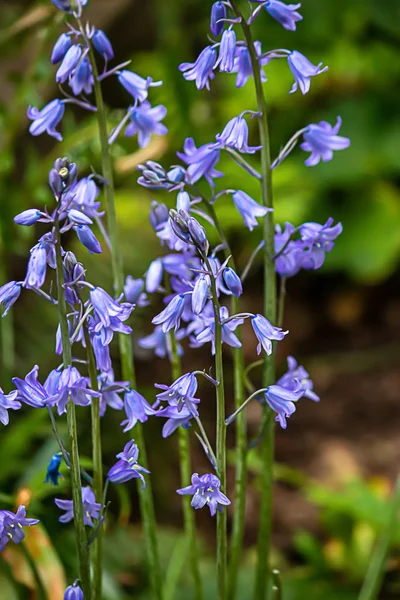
[177,138,222,186]
[64,582,84,600]
[121,390,156,431]
[90,331,112,372]
[278,356,320,402]
[152,294,186,333]
[299,218,342,269]
[90,287,134,329]
[27,99,65,141]
[177,473,230,516]
[263,382,304,428]
[13,365,51,408]
[0,505,39,552]
[150,201,169,231]
[0,281,22,316]
[69,57,94,96]
[56,45,82,83]
[210,1,226,36]
[125,101,168,148]
[300,117,350,166]
[155,373,200,416]
[92,30,114,60]
[232,42,268,88]
[251,314,288,355]
[215,116,261,154]
[216,29,236,73]
[51,0,88,12]
[232,191,271,231]
[50,366,101,415]
[193,306,243,353]
[139,325,183,359]
[24,244,47,289]
[146,259,163,293]
[55,486,101,527]
[51,33,72,64]
[124,276,148,306]
[288,50,328,95]
[14,209,43,226]
[45,452,63,485]
[107,440,150,487]
[74,224,102,254]
[44,367,63,396]
[274,223,304,278]
[68,177,103,218]
[118,70,162,103]
[68,209,93,226]
[179,46,217,90]
[156,404,193,438]
[98,370,127,416]
[223,267,243,297]
[263,0,303,31]
[0,388,21,425]
[192,276,209,315]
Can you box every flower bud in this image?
[68,209,93,225]
[223,267,243,297]
[56,45,82,83]
[176,191,190,212]
[188,217,209,254]
[92,30,114,60]
[51,33,72,64]
[169,209,191,243]
[192,276,209,315]
[210,2,226,36]
[145,259,163,293]
[167,165,186,183]
[74,225,102,254]
[49,169,63,196]
[14,209,42,227]
[150,201,169,231]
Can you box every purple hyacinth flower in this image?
[74,224,102,254]
[232,190,271,231]
[0,388,21,425]
[300,117,350,166]
[278,356,320,402]
[177,473,230,516]
[124,276,148,306]
[92,30,114,60]
[156,404,193,437]
[210,1,226,36]
[177,138,222,186]
[45,452,63,486]
[24,244,47,289]
[68,177,103,218]
[264,0,303,31]
[90,287,134,329]
[216,29,236,73]
[155,373,200,416]
[121,390,156,431]
[274,223,304,278]
[179,46,217,90]
[215,116,261,154]
[107,440,150,487]
[69,57,94,96]
[118,70,162,103]
[263,382,305,428]
[192,276,209,315]
[55,487,101,527]
[193,306,243,353]
[223,267,243,298]
[50,366,101,415]
[56,44,82,83]
[288,50,328,95]
[152,294,186,333]
[251,314,288,355]
[0,505,39,552]
[14,209,42,226]
[125,101,168,148]
[13,364,52,408]
[0,281,22,316]
[51,33,72,64]
[64,582,84,600]
[232,42,268,88]
[27,99,65,141]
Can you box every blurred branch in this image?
[0,6,52,46]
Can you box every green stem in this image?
[204,256,227,600]
[277,277,286,328]
[86,42,163,600]
[358,476,400,600]
[230,4,277,598]
[54,217,91,598]
[169,329,203,600]
[83,326,103,600]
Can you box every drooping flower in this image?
[27,99,65,141]
[0,505,39,552]
[74,224,102,254]
[90,287,134,330]
[274,223,304,278]
[0,388,21,425]
[223,267,243,298]
[107,440,150,488]
[216,29,236,73]
[278,356,320,402]
[45,452,63,485]
[0,281,22,316]
[92,30,114,60]
[215,116,261,154]
[49,366,101,415]
[192,276,209,315]
[263,382,304,428]
[55,487,101,527]
[69,57,94,96]
[125,102,168,148]
[152,294,186,333]
[300,117,350,166]
[177,473,230,516]
[14,209,43,226]
[121,390,156,431]
[67,177,103,219]
[232,191,271,231]
[232,42,268,88]
[64,582,84,600]
[51,33,72,64]
[193,306,243,353]
[124,276,148,306]
[24,244,47,289]
[179,46,217,90]
[251,314,288,355]
[13,364,51,408]
[210,1,226,36]
[139,324,183,360]
[118,70,162,103]
[156,404,193,438]
[145,259,164,293]
[299,218,343,270]
[98,370,127,416]
[155,373,200,416]
[56,45,82,83]
[177,138,222,186]
[287,50,328,95]
[264,1,303,31]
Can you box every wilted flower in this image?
[121,390,156,431]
